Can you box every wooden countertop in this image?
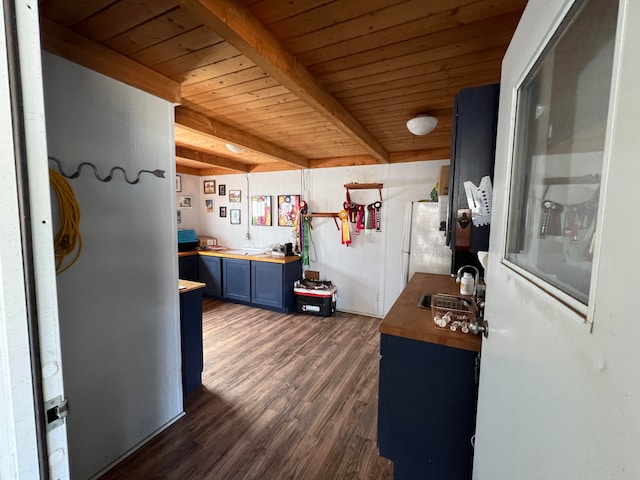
[380,272,481,352]
[179,249,301,264]
[179,279,206,294]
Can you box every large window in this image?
[505,0,618,306]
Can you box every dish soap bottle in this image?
[460,272,475,296]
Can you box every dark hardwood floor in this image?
[99,298,393,480]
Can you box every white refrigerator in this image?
[401,201,452,287]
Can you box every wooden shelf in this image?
[302,212,339,218]
[344,183,383,190]
[302,212,340,230]
[344,182,384,201]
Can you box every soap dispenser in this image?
[459,272,475,296]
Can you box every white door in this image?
[474,0,640,479]
[0,1,70,478]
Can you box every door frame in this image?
[0,0,70,478]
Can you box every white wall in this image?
[42,53,182,479]
[183,160,448,316]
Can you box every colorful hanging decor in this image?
[339,209,351,246]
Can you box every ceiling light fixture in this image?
[406,114,438,136]
[225,143,244,153]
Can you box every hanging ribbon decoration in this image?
[339,209,351,246]
[297,201,310,264]
[302,217,311,265]
[355,204,365,234]
[294,200,307,255]
[373,201,382,232]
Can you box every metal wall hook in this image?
[48,156,165,185]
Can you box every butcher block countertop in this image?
[179,279,206,294]
[380,272,481,353]
[179,249,300,264]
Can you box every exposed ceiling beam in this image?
[179,0,389,164]
[176,145,251,172]
[39,17,181,104]
[175,107,309,169]
[176,165,201,176]
[310,149,451,169]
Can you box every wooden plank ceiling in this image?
[39,0,527,175]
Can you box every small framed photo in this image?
[219,206,227,217]
[176,175,182,192]
[205,199,214,213]
[278,194,300,227]
[177,210,181,224]
[230,209,241,225]
[178,196,193,208]
[229,190,241,202]
[218,184,226,196]
[203,180,216,194]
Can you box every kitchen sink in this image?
[417,293,432,309]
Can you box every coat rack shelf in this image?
[302,212,340,230]
[344,183,384,201]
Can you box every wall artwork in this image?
[176,175,182,192]
[218,184,226,196]
[220,206,227,218]
[205,199,214,213]
[178,196,192,208]
[251,195,272,226]
[229,189,241,202]
[230,209,241,225]
[203,180,216,194]
[278,194,300,227]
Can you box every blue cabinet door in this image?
[179,289,203,395]
[179,255,199,281]
[223,258,251,302]
[199,256,222,298]
[377,334,478,479]
[251,261,283,309]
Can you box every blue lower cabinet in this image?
[223,258,251,302]
[178,255,199,281]
[179,289,203,395]
[251,260,301,313]
[377,334,479,480]
[199,256,222,298]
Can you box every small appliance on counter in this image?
[294,279,337,317]
[178,229,199,252]
[271,242,294,257]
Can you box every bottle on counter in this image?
[459,272,475,296]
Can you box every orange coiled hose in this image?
[49,168,82,274]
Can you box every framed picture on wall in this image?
[176,175,182,192]
[251,195,272,226]
[220,206,227,217]
[219,184,226,196]
[277,194,300,227]
[205,199,214,213]
[229,190,241,202]
[230,209,241,225]
[178,196,192,208]
[203,180,216,194]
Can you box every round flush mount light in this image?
[406,114,438,136]
[225,143,244,153]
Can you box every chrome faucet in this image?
[455,265,480,298]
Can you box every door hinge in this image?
[45,395,68,432]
